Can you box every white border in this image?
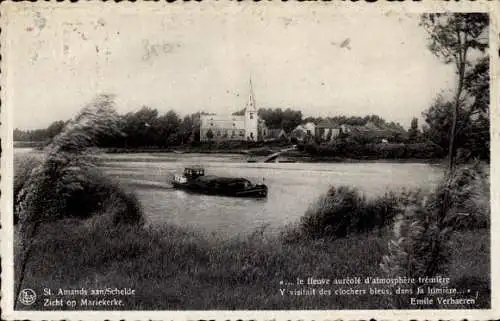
[1,1,499,320]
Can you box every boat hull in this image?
[172,180,268,198]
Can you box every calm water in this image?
[97,152,444,236]
[14,149,444,236]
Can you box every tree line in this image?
[14,95,489,159]
[14,107,406,147]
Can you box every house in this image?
[200,79,264,141]
[290,122,316,142]
[303,122,316,136]
[315,119,341,141]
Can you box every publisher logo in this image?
[18,289,36,306]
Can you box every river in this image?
[96,152,444,237]
[14,149,444,236]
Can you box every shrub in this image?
[299,186,405,239]
[100,183,144,226]
[359,191,402,232]
[405,142,446,158]
[61,166,144,225]
[300,141,445,159]
[300,186,364,239]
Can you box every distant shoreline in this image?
[100,147,446,164]
[12,143,448,165]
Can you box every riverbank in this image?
[100,147,446,164]
[14,140,451,164]
[15,219,489,310]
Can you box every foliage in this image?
[232,108,246,116]
[437,162,489,230]
[304,115,405,132]
[205,128,214,140]
[408,117,420,142]
[464,56,489,114]
[13,155,42,224]
[15,218,391,310]
[299,186,403,239]
[14,94,147,307]
[298,141,444,160]
[422,93,489,160]
[16,214,488,310]
[258,108,303,132]
[15,94,143,233]
[14,120,68,143]
[17,105,415,154]
[421,13,489,169]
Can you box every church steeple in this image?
[247,77,256,112]
[244,76,258,141]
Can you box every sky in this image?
[5,4,458,130]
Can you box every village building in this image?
[315,119,341,141]
[199,79,267,141]
[290,122,316,142]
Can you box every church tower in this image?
[244,78,258,141]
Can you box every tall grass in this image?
[14,94,144,307]
[380,161,490,308]
[13,155,42,224]
[17,219,393,310]
[16,217,488,310]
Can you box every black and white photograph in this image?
[1,2,497,319]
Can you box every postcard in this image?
[1,1,498,320]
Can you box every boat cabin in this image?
[183,167,205,179]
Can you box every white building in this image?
[200,79,263,141]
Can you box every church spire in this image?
[247,76,256,112]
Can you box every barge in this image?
[172,166,268,198]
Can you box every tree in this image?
[421,13,488,170]
[258,108,303,132]
[179,114,195,144]
[232,108,246,116]
[122,106,159,147]
[206,128,214,141]
[408,117,420,142]
[155,110,181,147]
[302,116,323,125]
[46,120,67,140]
[462,56,490,160]
[423,94,489,161]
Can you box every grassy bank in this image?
[15,218,488,310]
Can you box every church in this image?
[199,79,267,141]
